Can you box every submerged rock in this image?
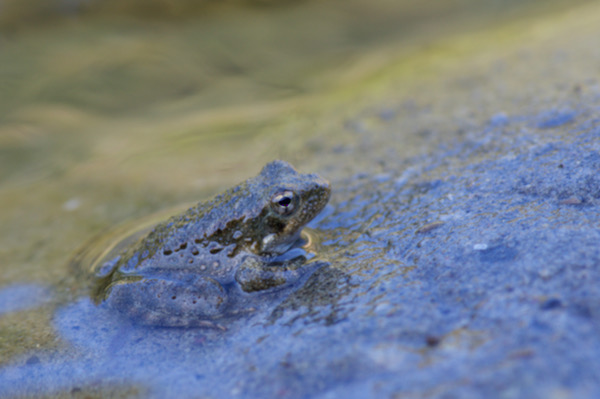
[2,107,599,399]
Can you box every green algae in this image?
[0,307,59,366]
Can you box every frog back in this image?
[111,181,263,275]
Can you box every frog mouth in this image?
[269,232,314,264]
[261,230,302,255]
[264,225,319,255]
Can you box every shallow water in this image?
[1,0,600,397]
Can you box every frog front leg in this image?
[105,273,228,328]
[234,255,309,293]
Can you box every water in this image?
[1,0,599,397]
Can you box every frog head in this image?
[253,160,330,255]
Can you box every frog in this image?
[92,160,331,328]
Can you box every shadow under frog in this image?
[91,160,331,328]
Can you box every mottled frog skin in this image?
[94,160,330,327]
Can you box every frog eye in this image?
[271,191,297,216]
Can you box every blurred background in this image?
[0,0,591,190]
[0,0,593,281]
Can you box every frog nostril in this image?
[163,249,173,256]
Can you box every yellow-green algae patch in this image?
[0,307,60,366]
[14,385,146,399]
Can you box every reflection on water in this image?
[0,284,52,315]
